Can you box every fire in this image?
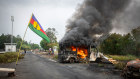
[71,46,76,51]
[71,46,88,59]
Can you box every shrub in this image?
[114,62,126,70]
[0,52,24,63]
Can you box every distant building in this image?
[4,43,17,52]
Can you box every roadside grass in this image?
[105,54,138,61]
[105,54,139,70]
[0,52,24,63]
[114,62,126,70]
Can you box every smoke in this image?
[60,0,131,44]
[112,0,140,34]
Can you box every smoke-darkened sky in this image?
[1,0,140,45]
[0,0,83,44]
[60,0,140,43]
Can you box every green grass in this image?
[114,62,126,70]
[105,54,138,61]
[0,52,24,63]
[105,54,140,70]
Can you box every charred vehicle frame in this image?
[58,40,98,63]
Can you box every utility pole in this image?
[11,16,14,52]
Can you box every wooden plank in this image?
[0,68,15,72]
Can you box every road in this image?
[1,52,123,79]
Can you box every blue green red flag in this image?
[28,14,50,43]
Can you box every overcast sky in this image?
[0,0,83,44]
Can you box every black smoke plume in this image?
[60,0,131,45]
[112,0,140,33]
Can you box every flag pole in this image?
[15,14,33,69]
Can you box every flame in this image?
[71,46,88,59]
[71,46,76,51]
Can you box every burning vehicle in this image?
[58,0,132,64]
[58,40,98,63]
[123,59,140,78]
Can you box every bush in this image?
[0,52,24,63]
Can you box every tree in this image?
[40,40,48,50]
[40,28,58,50]
[21,44,31,50]
[46,28,57,43]
[121,33,135,55]
[132,27,140,43]
[100,33,135,55]
[30,43,40,49]
[0,34,11,49]
[100,26,140,56]
[15,35,22,49]
[131,26,140,55]
[0,34,39,50]
[100,33,123,55]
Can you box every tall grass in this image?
[105,54,138,61]
[0,52,24,63]
[105,54,139,70]
[114,62,126,70]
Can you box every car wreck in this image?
[58,40,98,63]
[123,59,140,78]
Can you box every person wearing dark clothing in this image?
[52,48,54,55]
[24,49,26,54]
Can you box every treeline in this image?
[0,34,39,50]
[40,28,58,50]
[100,27,140,56]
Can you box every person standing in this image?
[24,49,26,54]
[52,48,54,55]
[49,48,52,55]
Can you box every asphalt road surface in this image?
[1,52,123,79]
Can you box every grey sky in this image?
[0,0,83,44]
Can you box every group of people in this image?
[49,48,54,55]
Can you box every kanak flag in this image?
[28,14,50,43]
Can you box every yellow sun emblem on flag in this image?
[33,21,41,30]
